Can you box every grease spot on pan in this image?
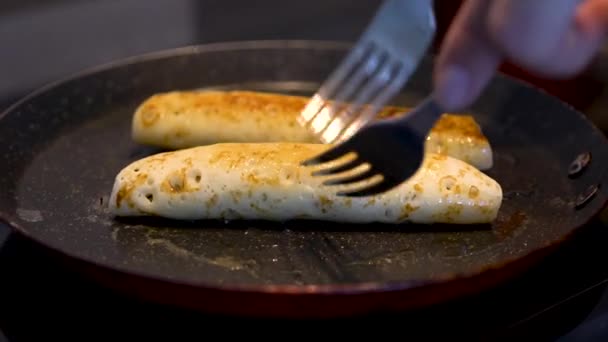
[493,210,527,240]
[144,233,258,277]
[16,208,43,223]
[348,249,415,266]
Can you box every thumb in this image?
[433,0,501,111]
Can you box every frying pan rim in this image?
[1,39,607,297]
[0,40,353,120]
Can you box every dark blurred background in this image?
[0,0,376,109]
[2,0,608,131]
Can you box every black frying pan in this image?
[1,40,607,319]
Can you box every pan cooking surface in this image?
[1,41,606,289]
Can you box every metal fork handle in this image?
[299,0,437,145]
[361,0,436,72]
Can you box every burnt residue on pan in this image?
[493,210,527,240]
[0,42,607,315]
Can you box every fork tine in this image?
[309,47,384,137]
[301,143,353,166]
[337,178,401,197]
[296,94,325,127]
[323,166,378,186]
[335,60,410,143]
[320,53,395,144]
[311,156,363,176]
[297,43,371,128]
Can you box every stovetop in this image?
[1,216,607,340]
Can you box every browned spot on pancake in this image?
[173,127,190,139]
[115,187,128,208]
[160,169,189,193]
[184,91,310,123]
[245,173,259,185]
[140,108,159,127]
[431,154,448,161]
[439,176,458,191]
[445,204,464,221]
[469,185,480,199]
[364,198,376,208]
[281,167,298,181]
[115,173,148,208]
[430,114,486,142]
[207,143,326,174]
[227,155,246,170]
[230,190,243,203]
[243,172,280,186]
[144,153,170,164]
[399,203,420,221]
[318,195,333,209]
[448,204,463,216]
[250,202,268,215]
[454,185,462,194]
[208,151,231,166]
[206,193,218,209]
[414,183,423,193]
[432,203,464,222]
[427,162,440,171]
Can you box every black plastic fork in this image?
[302,96,444,197]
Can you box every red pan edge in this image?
[2,203,604,319]
[75,235,561,318]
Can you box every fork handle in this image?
[394,96,444,139]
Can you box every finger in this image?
[488,0,599,77]
[434,0,501,111]
[578,0,608,35]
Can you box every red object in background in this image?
[432,1,603,111]
[498,62,603,111]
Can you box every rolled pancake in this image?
[132,90,493,170]
[109,143,502,224]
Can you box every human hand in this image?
[433,0,608,111]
